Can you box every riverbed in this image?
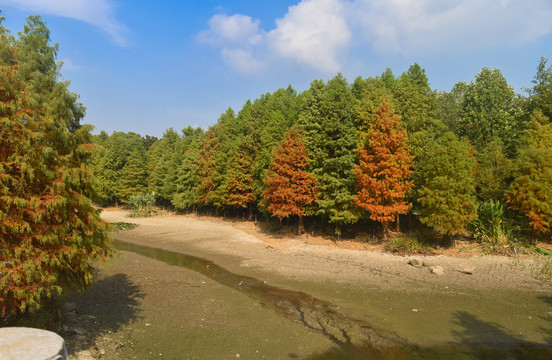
[65,209,552,359]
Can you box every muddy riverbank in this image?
[64,209,552,359]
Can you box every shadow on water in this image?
[114,240,552,360]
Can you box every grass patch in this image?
[385,232,434,255]
[109,222,137,232]
[534,256,552,283]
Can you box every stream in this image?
[113,239,552,359]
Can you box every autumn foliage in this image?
[1,19,110,316]
[263,128,318,230]
[354,98,413,238]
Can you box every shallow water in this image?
[114,239,552,359]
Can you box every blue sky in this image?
[0,0,551,138]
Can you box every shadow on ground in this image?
[298,310,552,360]
[63,272,144,356]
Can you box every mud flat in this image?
[64,209,552,359]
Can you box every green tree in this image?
[118,147,148,201]
[393,63,444,160]
[148,128,180,205]
[417,133,478,237]
[172,127,202,212]
[0,16,110,316]
[476,138,512,202]
[226,148,255,218]
[457,67,521,153]
[526,57,552,121]
[299,74,359,234]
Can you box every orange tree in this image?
[354,98,413,240]
[0,16,110,316]
[263,128,318,233]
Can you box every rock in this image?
[412,308,419,312]
[76,350,94,360]
[422,259,437,267]
[73,327,86,336]
[63,302,77,313]
[430,266,444,275]
[408,258,424,268]
[458,266,475,275]
[0,327,67,360]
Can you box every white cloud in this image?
[198,0,552,74]
[221,48,265,74]
[196,13,266,73]
[267,0,351,72]
[2,0,126,46]
[196,13,264,46]
[351,0,552,55]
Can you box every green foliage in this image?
[417,133,478,236]
[385,233,434,255]
[526,57,552,121]
[127,192,156,217]
[147,128,181,205]
[476,138,512,202]
[457,67,521,154]
[471,200,513,253]
[0,16,110,316]
[299,74,359,230]
[89,131,148,205]
[118,148,148,202]
[393,63,444,160]
[172,127,202,211]
[108,222,137,232]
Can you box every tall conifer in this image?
[354,99,413,239]
[0,16,110,315]
[263,128,318,232]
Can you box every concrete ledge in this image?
[0,327,67,360]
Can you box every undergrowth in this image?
[109,222,137,232]
[385,232,434,255]
[471,200,514,254]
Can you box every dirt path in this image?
[63,209,552,359]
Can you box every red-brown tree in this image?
[354,98,413,240]
[263,128,318,233]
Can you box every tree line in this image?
[90,59,552,245]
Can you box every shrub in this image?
[471,200,513,254]
[385,233,434,255]
[108,222,137,232]
[127,192,156,217]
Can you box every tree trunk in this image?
[382,221,389,241]
[248,205,253,221]
[396,214,400,232]
[408,211,413,232]
[215,207,219,217]
[298,216,305,234]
